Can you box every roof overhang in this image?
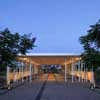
[19,53,80,57]
[18,53,81,65]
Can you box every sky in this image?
[0,0,100,54]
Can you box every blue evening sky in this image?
[0,0,100,54]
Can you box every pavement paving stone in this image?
[0,81,43,100]
[0,74,100,100]
[40,81,100,100]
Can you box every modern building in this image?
[7,53,94,86]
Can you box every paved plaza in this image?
[0,74,100,100]
[41,82,100,100]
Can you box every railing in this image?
[72,71,94,83]
[7,71,30,82]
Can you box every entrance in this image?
[6,53,95,90]
[39,64,64,81]
[11,53,93,84]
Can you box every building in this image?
[7,53,94,86]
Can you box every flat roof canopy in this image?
[18,53,81,65]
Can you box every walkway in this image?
[41,82,100,100]
[0,74,100,100]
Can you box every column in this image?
[86,68,88,82]
[78,61,81,82]
[64,57,67,82]
[18,67,21,83]
[7,66,10,89]
[30,63,32,83]
[26,62,29,81]
[91,66,95,85]
[71,58,74,83]
[21,62,24,83]
[32,64,35,80]
[81,62,83,83]
[13,69,16,82]
[34,64,38,79]
[83,63,86,82]
[74,63,77,81]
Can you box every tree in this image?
[79,20,100,70]
[0,28,36,71]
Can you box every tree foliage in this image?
[0,28,36,70]
[79,20,100,70]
